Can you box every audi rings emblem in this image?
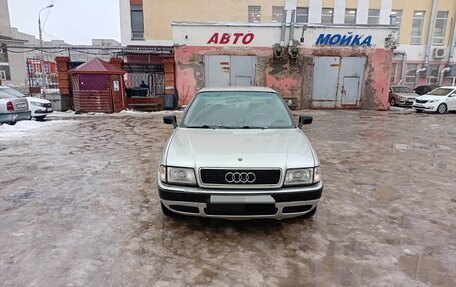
[225,172,256,183]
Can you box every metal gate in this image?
[312,57,366,108]
[205,55,256,87]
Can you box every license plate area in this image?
[206,195,277,215]
[17,103,26,109]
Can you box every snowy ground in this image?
[0,110,455,286]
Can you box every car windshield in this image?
[426,88,454,96]
[0,87,26,98]
[182,91,295,129]
[392,87,413,93]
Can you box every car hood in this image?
[164,128,318,170]
[396,93,417,98]
[416,95,447,101]
[25,97,51,104]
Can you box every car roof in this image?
[198,86,278,93]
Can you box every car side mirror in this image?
[298,115,313,128]
[450,93,456,98]
[163,115,177,128]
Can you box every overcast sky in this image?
[8,0,121,45]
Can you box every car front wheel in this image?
[437,104,447,114]
[7,121,16,126]
[35,116,46,121]
[415,109,423,113]
[390,98,396,107]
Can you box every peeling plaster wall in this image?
[174,45,392,110]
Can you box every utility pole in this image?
[38,4,54,95]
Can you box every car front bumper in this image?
[0,111,31,124]
[32,108,53,116]
[412,103,438,111]
[157,179,323,220]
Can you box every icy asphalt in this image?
[0,109,455,286]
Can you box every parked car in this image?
[412,86,456,114]
[413,85,440,95]
[389,86,418,107]
[0,91,31,125]
[0,86,53,121]
[157,87,323,220]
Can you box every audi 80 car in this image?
[157,87,322,220]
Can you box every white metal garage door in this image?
[204,55,256,87]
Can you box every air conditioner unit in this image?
[433,47,447,59]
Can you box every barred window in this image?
[344,9,357,24]
[272,6,284,23]
[405,64,418,83]
[321,8,333,24]
[248,6,261,23]
[131,4,144,40]
[296,7,308,23]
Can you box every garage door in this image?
[205,55,256,87]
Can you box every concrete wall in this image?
[174,45,392,110]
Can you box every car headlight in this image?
[30,101,45,107]
[284,167,321,186]
[398,96,406,101]
[160,166,197,186]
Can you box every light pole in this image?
[38,4,54,94]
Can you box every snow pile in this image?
[0,120,78,140]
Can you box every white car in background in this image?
[0,86,53,121]
[412,86,456,114]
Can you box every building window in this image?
[368,9,380,24]
[44,64,50,74]
[391,10,402,26]
[433,11,448,45]
[27,64,34,74]
[130,4,144,40]
[405,64,418,83]
[296,7,309,23]
[429,65,439,84]
[272,6,284,23]
[321,8,333,24]
[411,11,425,45]
[391,63,397,83]
[248,6,261,23]
[344,9,357,24]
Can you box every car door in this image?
[448,89,456,111]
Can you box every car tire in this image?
[416,109,423,113]
[35,116,46,121]
[390,98,396,106]
[161,202,178,217]
[302,206,317,218]
[437,104,447,114]
[7,121,16,126]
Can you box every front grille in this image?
[205,204,278,216]
[200,169,281,185]
[416,99,428,104]
[43,103,53,108]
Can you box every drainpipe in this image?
[394,50,407,85]
[415,67,426,86]
[424,0,439,68]
[288,10,296,47]
[438,67,450,85]
[280,10,288,47]
[438,20,456,85]
[448,20,456,64]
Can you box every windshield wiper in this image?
[241,126,267,129]
[186,125,212,128]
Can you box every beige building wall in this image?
[144,0,285,41]
[139,0,455,46]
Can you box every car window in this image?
[0,87,26,98]
[182,91,295,129]
[0,91,18,99]
[392,87,413,93]
[427,88,453,96]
